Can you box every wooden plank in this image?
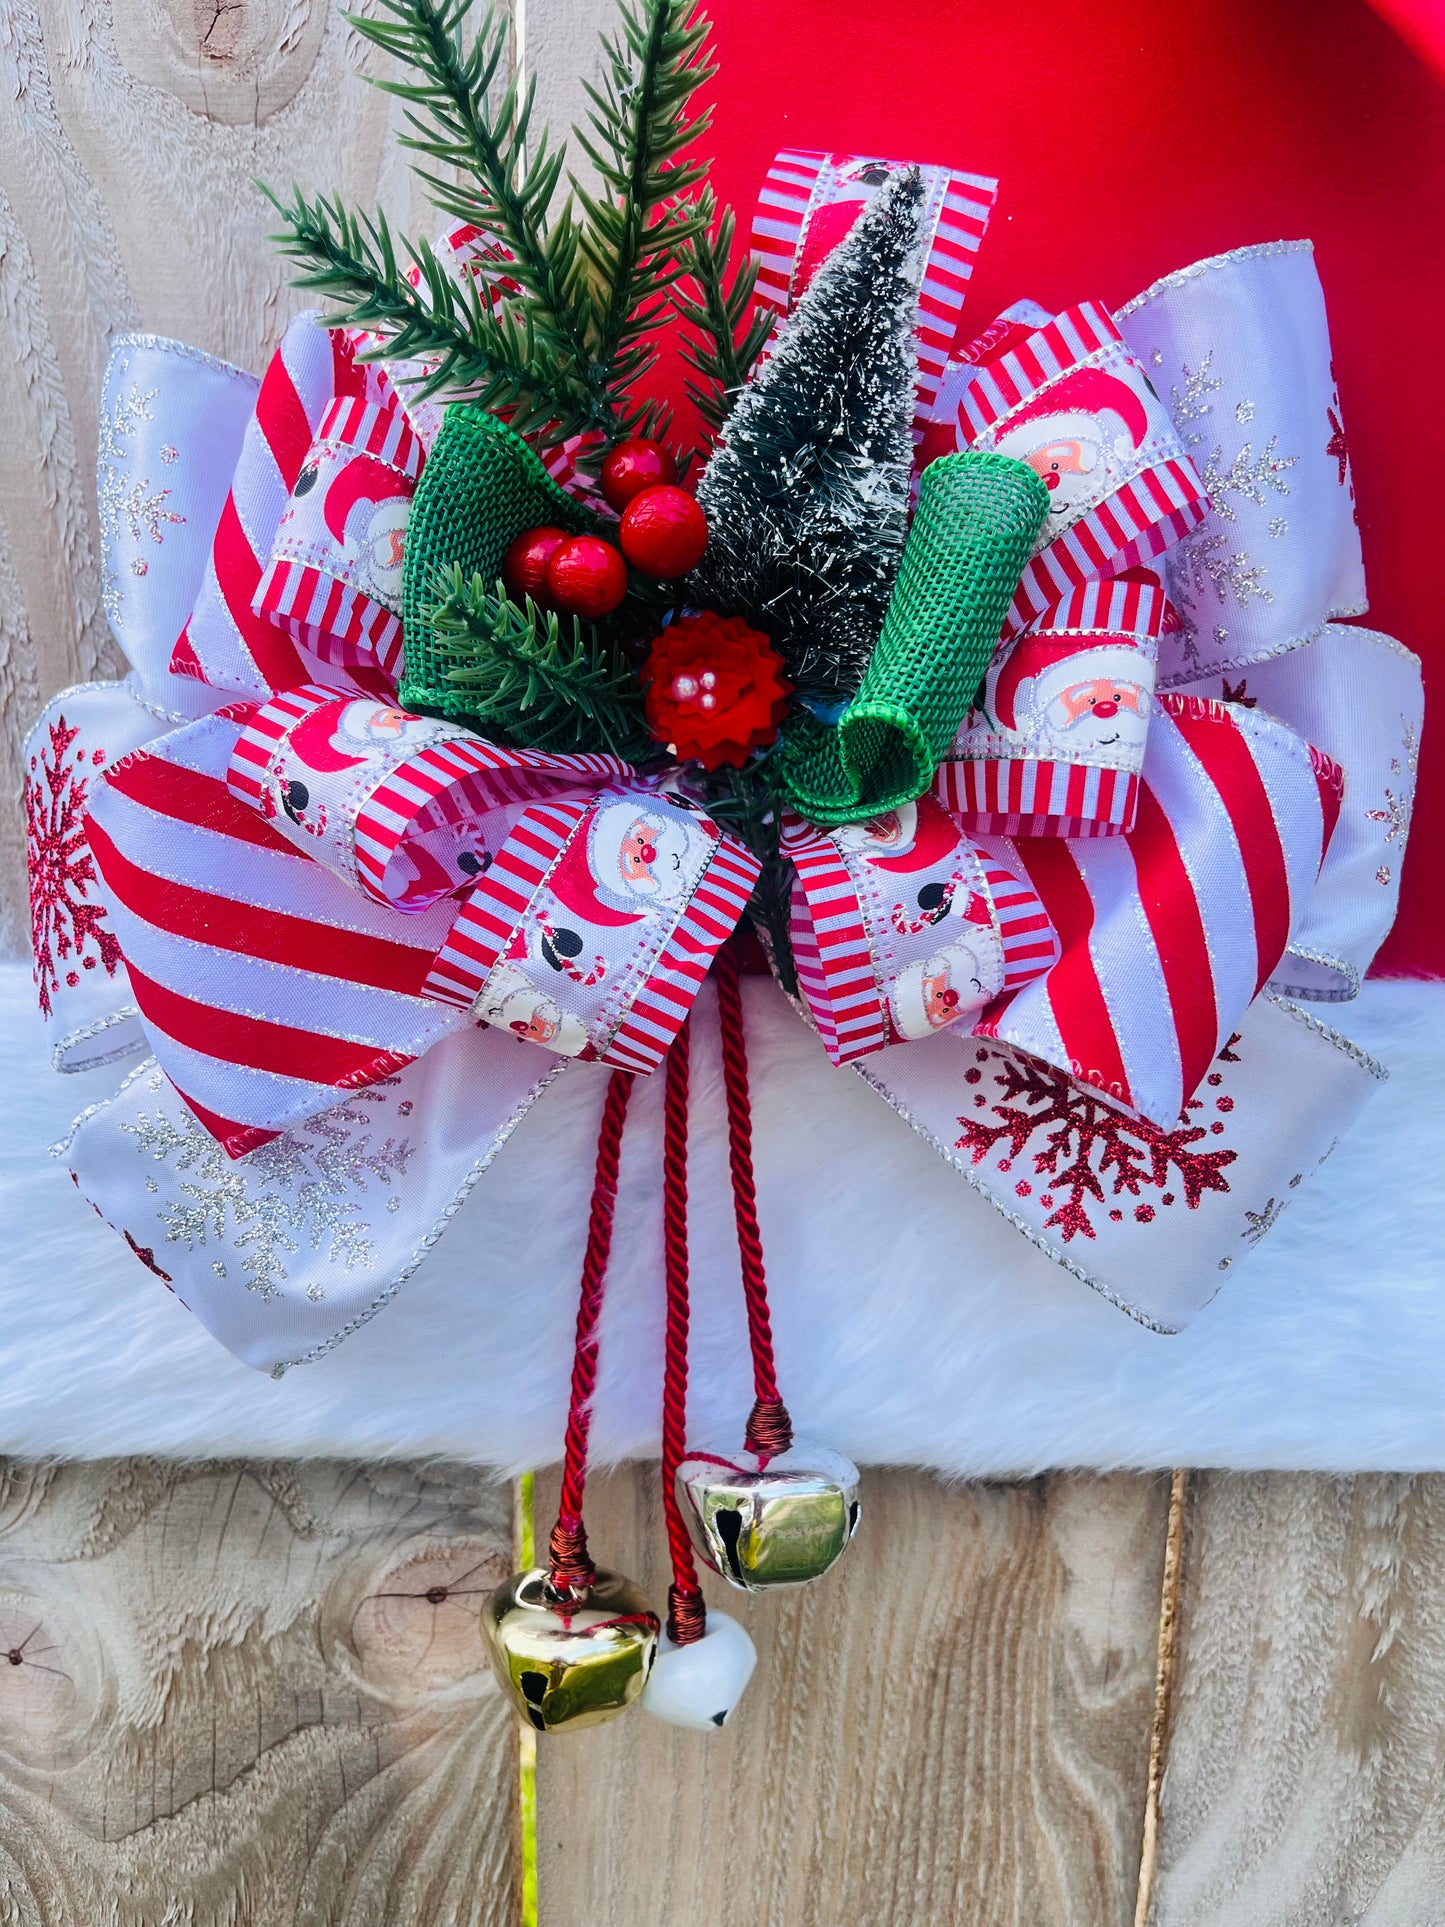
[0,1458,520,1925]
[536,1464,1169,1927]
[1152,1472,1445,1927]
[0,0,450,944]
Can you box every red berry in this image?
[600,438,679,512]
[545,535,628,618]
[618,486,708,579]
[502,525,568,607]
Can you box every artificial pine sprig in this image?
[431,567,653,759]
[674,190,775,435]
[571,0,714,403]
[347,0,595,382]
[266,188,596,434]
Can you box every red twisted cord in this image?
[660,1021,706,1645]
[547,1068,633,1599]
[715,939,794,1464]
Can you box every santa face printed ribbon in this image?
[23,196,1424,1367]
[253,393,424,687]
[947,301,1209,636]
[940,570,1169,837]
[782,797,1059,1063]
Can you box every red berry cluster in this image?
[501,438,708,619]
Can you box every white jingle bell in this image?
[676,1441,862,1592]
[641,1609,758,1730]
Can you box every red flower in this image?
[642,613,790,770]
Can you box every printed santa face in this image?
[474,961,588,1057]
[833,797,965,873]
[891,932,993,1041]
[985,638,1153,765]
[586,797,703,912]
[354,496,410,607]
[992,366,1153,526]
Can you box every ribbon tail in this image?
[855,993,1387,1331]
[65,1025,563,1374]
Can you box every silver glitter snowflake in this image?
[121,1086,414,1301]
[1242,1197,1286,1243]
[97,379,185,625]
[1161,350,1301,658]
[1366,714,1420,848]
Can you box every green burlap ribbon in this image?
[399,405,602,720]
[776,450,1050,825]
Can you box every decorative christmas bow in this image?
[26,150,1421,1367]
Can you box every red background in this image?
[653,0,1443,975]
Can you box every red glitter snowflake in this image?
[955,1043,1239,1243]
[25,714,121,1018]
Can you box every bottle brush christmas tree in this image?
[688,168,926,705]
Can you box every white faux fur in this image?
[1,960,1442,1473]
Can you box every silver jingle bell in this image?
[641,1609,758,1731]
[482,1566,660,1734]
[676,1441,861,1592]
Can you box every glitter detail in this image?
[1377,864,1392,886]
[1235,400,1256,424]
[160,444,179,464]
[1242,1197,1285,1243]
[118,1096,416,1301]
[1366,714,1419,850]
[97,377,184,624]
[131,559,149,576]
[1268,517,1288,539]
[25,713,123,1019]
[1116,240,1314,320]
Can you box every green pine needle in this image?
[570,0,714,396]
[346,0,596,381]
[674,189,776,434]
[429,567,653,760]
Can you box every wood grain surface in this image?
[1152,1472,1445,1927]
[536,1464,1171,1927]
[0,0,445,948]
[0,1457,520,1925]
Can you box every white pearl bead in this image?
[699,693,717,711]
[642,1609,757,1731]
[670,673,699,701]
[699,670,717,690]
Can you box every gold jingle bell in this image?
[482,1567,660,1734]
[676,1442,861,1592]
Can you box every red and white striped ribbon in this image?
[750,149,998,445]
[252,390,424,688]
[949,302,1208,635]
[428,792,761,1072]
[974,694,1344,1125]
[170,318,368,699]
[939,572,1170,838]
[780,799,1058,1066]
[227,685,629,911]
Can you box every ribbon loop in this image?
[782,795,1058,1064]
[429,791,761,1072]
[939,570,1170,837]
[950,300,1209,635]
[1116,242,1366,684]
[253,390,424,688]
[226,685,629,911]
